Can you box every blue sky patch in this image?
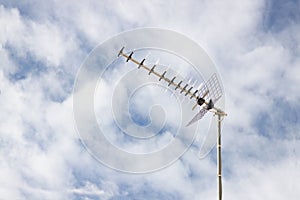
[263,0,300,32]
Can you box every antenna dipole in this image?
[118,47,226,200]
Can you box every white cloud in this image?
[0,0,299,199]
[0,4,79,68]
[69,181,119,200]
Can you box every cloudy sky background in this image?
[0,0,299,199]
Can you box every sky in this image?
[0,0,299,199]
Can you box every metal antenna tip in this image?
[118,46,125,57]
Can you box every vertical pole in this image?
[217,114,222,200]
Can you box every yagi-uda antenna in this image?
[118,47,227,200]
[118,47,226,123]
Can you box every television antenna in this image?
[118,47,227,200]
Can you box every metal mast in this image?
[216,110,226,200]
